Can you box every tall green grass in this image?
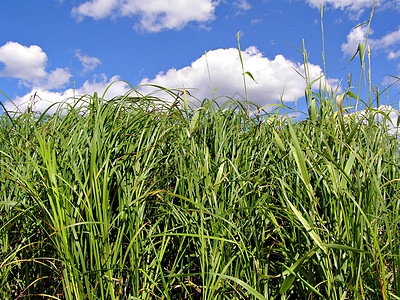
[1,6,400,299]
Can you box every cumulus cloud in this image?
[0,41,71,89]
[341,26,369,56]
[139,46,339,106]
[4,75,130,114]
[341,25,400,58]
[0,41,48,81]
[72,0,218,32]
[5,47,339,114]
[39,68,72,90]
[341,26,400,88]
[75,50,101,73]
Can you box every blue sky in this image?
[1,0,400,114]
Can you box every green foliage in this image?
[0,80,399,299]
[1,4,399,298]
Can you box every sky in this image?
[1,0,400,116]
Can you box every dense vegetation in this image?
[0,78,399,299]
[1,6,400,298]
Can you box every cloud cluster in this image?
[139,46,339,106]
[5,46,338,113]
[0,41,71,89]
[72,0,217,32]
[341,25,400,86]
[341,25,400,58]
[4,75,130,113]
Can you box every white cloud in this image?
[388,50,400,60]
[356,105,400,135]
[75,50,101,73]
[377,106,399,135]
[0,41,71,89]
[341,26,369,56]
[382,74,400,88]
[0,41,47,81]
[78,74,128,96]
[5,47,339,114]
[4,75,130,114]
[305,0,382,19]
[72,0,218,32]
[377,0,400,12]
[38,68,72,90]
[139,46,339,106]
[72,0,119,21]
[233,0,251,12]
[306,0,378,11]
[375,27,400,49]
[341,26,400,58]
[5,89,76,113]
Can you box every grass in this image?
[1,5,400,299]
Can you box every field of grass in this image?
[1,9,400,300]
